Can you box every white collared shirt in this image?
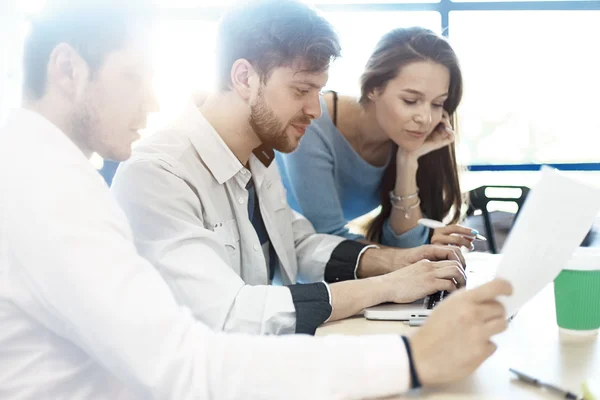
[112,105,365,335]
[0,108,411,399]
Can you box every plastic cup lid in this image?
[565,247,600,271]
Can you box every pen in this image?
[509,368,582,400]
[418,218,487,242]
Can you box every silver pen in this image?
[509,368,582,399]
[418,218,487,241]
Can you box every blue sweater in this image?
[276,98,429,248]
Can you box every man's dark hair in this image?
[216,0,341,91]
[23,1,154,100]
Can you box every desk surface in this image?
[317,261,600,399]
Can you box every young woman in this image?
[277,26,478,249]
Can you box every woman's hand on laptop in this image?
[380,259,467,303]
[409,278,513,386]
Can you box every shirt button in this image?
[238,197,244,204]
[253,244,260,251]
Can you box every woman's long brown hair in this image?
[363,27,463,242]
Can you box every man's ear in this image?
[230,59,259,101]
[46,43,89,100]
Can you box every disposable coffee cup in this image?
[554,247,600,336]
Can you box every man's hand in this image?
[379,260,467,304]
[357,245,465,279]
[410,279,513,386]
[393,245,466,269]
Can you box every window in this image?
[450,11,600,166]
[3,0,600,174]
[323,11,441,94]
[148,20,218,131]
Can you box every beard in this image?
[70,92,101,156]
[70,89,130,161]
[249,87,310,154]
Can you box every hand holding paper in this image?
[495,167,600,317]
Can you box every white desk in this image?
[317,273,600,399]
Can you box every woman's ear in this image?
[367,87,381,102]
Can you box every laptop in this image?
[364,252,500,321]
[364,167,600,322]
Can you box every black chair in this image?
[466,185,530,254]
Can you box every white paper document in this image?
[496,167,600,316]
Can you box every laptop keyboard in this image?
[425,291,450,309]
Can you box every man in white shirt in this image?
[0,1,512,398]
[112,0,470,336]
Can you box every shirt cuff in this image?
[288,282,332,335]
[322,281,332,304]
[324,240,369,283]
[401,336,423,389]
[354,244,380,279]
[382,219,430,248]
[322,282,333,323]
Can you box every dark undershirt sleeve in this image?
[287,282,332,335]
[324,240,370,283]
